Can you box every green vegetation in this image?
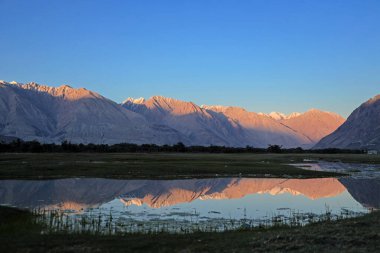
[0,153,359,179]
[1,206,379,253]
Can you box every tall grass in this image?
[32,206,367,235]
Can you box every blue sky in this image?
[0,0,379,117]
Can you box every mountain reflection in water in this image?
[0,177,378,211]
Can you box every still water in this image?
[0,162,379,233]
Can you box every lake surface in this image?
[0,162,379,233]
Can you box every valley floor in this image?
[0,206,379,253]
[1,152,376,179]
[1,153,380,252]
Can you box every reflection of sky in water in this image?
[94,190,366,222]
[1,170,378,232]
[1,162,378,232]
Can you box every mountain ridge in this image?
[0,80,186,145]
[0,80,345,147]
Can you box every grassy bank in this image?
[0,153,362,179]
[0,206,379,253]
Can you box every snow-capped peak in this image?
[263,112,302,120]
[0,80,21,86]
[286,112,302,119]
[201,105,230,112]
[123,97,146,105]
[268,112,287,120]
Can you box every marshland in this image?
[1,152,379,252]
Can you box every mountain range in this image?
[0,80,346,148]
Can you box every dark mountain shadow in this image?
[339,178,380,209]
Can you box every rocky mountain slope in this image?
[201,105,312,147]
[123,96,242,146]
[279,109,345,143]
[314,95,380,150]
[0,80,345,147]
[123,96,345,147]
[0,81,185,144]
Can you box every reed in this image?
[32,206,367,235]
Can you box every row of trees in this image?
[0,140,365,154]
